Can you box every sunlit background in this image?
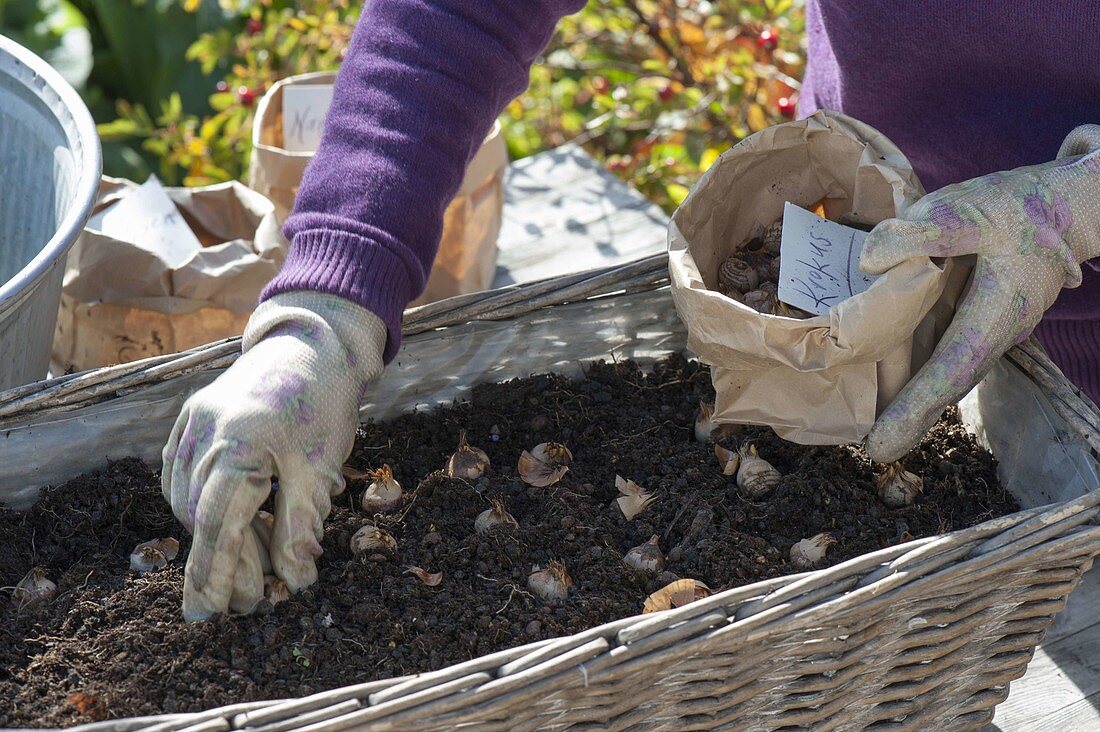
[1,0,804,212]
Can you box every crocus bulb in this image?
[130,547,166,574]
[447,430,491,479]
[130,538,178,574]
[623,535,665,574]
[264,576,291,606]
[136,538,179,561]
[350,524,397,558]
[790,532,836,569]
[772,300,810,319]
[718,256,759,296]
[736,443,781,498]
[642,579,712,614]
[13,566,56,609]
[714,444,739,476]
[360,464,403,513]
[695,401,716,443]
[875,462,924,508]
[474,498,519,534]
[761,219,783,255]
[743,287,776,314]
[404,566,443,586]
[528,560,571,602]
[614,475,655,520]
[518,442,572,487]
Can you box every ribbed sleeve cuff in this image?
[1032,318,1100,406]
[261,229,417,364]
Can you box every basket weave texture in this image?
[9,255,1098,732]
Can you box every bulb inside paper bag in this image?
[716,199,881,320]
[715,199,828,318]
[668,109,969,445]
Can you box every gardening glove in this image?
[861,124,1100,463]
[162,292,385,622]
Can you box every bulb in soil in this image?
[517,442,572,487]
[718,255,759,297]
[695,401,717,443]
[129,537,178,574]
[360,464,403,513]
[349,524,397,558]
[134,537,180,561]
[623,535,665,573]
[13,566,56,609]
[736,443,781,498]
[404,566,443,586]
[130,546,166,574]
[642,578,712,614]
[474,498,519,534]
[447,430,490,479]
[761,219,783,255]
[613,475,655,520]
[264,576,291,606]
[790,532,836,569]
[528,560,572,602]
[714,444,740,476]
[875,462,923,508]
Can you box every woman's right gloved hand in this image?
[860,124,1100,463]
[161,292,385,622]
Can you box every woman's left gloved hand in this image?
[861,125,1100,463]
[162,292,385,621]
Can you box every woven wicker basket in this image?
[6,254,1098,732]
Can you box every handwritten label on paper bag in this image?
[281,84,334,152]
[85,175,201,269]
[777,201,876,316]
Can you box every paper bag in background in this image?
[249,72,508,306]
[668,109,969,444]
[52,177,285,372]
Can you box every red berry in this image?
[658,84,675,102]
[757,28,778,51]
[245,18,263,36]
[778,96,796,119]
[237,86,256,107]
[592,76,611,95]
[215,81,228,93]
[607,156,631,173]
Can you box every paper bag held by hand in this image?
[668,110,967,444]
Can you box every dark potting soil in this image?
[0,355,1018,726]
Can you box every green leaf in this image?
[666,183,691,207]
[96,118,141,140]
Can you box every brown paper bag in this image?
[52,178,285,371]
[668,110,967,444]
[249,72,507,306]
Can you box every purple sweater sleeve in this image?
[262,0,586,362]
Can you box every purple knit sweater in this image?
[266,0,1100,401]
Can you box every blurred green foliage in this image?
[3,0,805,211]
[0,0,92,88]
[507,0,804,210]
